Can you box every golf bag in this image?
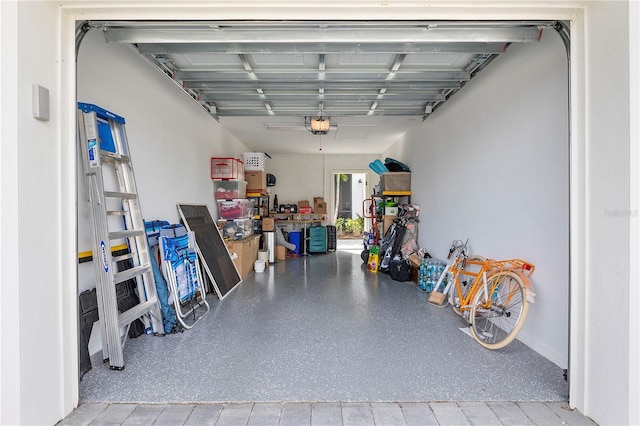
[379,206,420,272]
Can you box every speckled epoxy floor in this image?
[79,250,568,403]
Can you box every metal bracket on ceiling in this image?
[554,21,571,59]
[75,21,91,61]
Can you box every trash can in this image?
[263,231,276,263]
[289,231,301,255]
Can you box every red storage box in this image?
[211,157,244,180]
[299,206,312,214]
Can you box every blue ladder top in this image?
[78,102,126,125]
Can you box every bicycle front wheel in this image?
[470,270,529,350]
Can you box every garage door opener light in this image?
[307,116,330,135]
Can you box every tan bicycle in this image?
[433,240,536,349]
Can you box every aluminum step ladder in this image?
[77,102,164,370]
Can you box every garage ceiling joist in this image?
[88,20,557,121]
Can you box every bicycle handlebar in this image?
[448,239,469,259]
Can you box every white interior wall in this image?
[266,154,378,219]
[384,30,569,367]
[582,2,631,422]
[18,4,67,421]
[76,29,251,356]
[1,3,23,425]
[266,154,325,208]
[628,3,640,423]
[1,2,74,424]
[1,2,637,426]
[77,30,249,240]
[76,30,250,294]
[0,2,22,424]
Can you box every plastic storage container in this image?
[219,218,254,240]
[213,179,247,200]
[216,199,254,219]
[242,152,267,171]
[211,157,244,180]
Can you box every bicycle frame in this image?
[449,256,489,313]
[437,241,535,313]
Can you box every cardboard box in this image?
[314,197,327,214]
[428,291,447,305]
[380,172,411,192]
[411,265,419,284]
[262,217,274,231]
[314,202,327,214]
[276,245,287,260]
[226,234,260,279]
[408,253,422,269]
[298,200,310,208]
[245,170,266,191]
[383,215,396,234]
[384,206,398,216]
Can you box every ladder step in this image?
[107,210,127,216]
[113,264,151,285]
[104,191,138,200]
[109,229,145,240]
[118,299,158,328]
[100,151,130,163]
[112,252,134,263]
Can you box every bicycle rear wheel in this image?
[470,270,529,350]
[449,256,485,316]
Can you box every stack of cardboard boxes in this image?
[225,233,260,280]
[297,200,312,214]
[313,197,327,214]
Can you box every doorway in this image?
[331,171,368,239]
[67,8,579,415]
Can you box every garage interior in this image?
[76,19,570,406]
[79,251,568,403]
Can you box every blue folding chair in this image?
[159,226,210,329]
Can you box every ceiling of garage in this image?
[87,20,560,155]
